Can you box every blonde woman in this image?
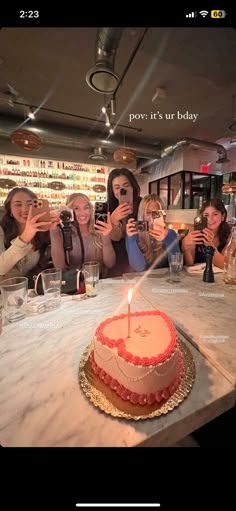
[50,193,115,276]
[125,194,180,271]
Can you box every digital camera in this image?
[135,220,149,232]
[59,208,74,224]
[59,208,74,252]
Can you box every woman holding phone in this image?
[126,194,180,272]
[0,187,55,283]
[181,198,231,268]
[50,193,115,276]
[106,167,142,276]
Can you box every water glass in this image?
[82,261,99,297]
[168,253,183,283]
[41,268,62,310]
[0,277,28,322]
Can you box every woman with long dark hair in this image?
[107,168,142,275]
[181,198,231,269]
[0,187,53,282]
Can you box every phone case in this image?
[151,216,165,228]
[118,187,133,207]
[95,202,108,223]
[31,199,51,223]
[194,216,207,230]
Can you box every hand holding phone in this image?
[149,211,165,229]
[31,199,51,223]
[20,204,52,244]
[118,187,133,212]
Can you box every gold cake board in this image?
[79,337,195,420]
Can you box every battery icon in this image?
[211,10,226,18]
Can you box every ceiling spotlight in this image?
[152,87,166,104]
[105,112,111,127]
[28,110,35,120]
[109,128,114,134]
[111,97,116,116]
[8,97,14,108]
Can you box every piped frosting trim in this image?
[95,310,177,366]
[90,350,184,406]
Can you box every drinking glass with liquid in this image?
[82,261,99,297]
[168,253,183,283]
[41,268,62,310]
[0,277,28,322]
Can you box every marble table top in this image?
[0,279,235,447]
[124,268,236,386]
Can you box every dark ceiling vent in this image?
[86,28,123,94]
[161,137,229,163]
[88,147,108,161]
[228,120,236,131]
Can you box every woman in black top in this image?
[106,168,142,276]
[181,198,231,269]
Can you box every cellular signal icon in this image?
[186,11,197,17]
[199,10,209,17]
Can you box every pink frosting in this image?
[95,311,177,367]
[90,350,184,406]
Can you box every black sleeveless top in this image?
[194,241,226,264]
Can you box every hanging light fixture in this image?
[222,183,236,194]
[113,127,136,164]
[113,148,136,164]
[10,129,42,151]
[222,173,236,194]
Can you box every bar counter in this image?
[0,278,235,447]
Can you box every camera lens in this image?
[60,210,72,223]
[120,188,127,196]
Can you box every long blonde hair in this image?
[66,193,102,247]
[137,194,166,265]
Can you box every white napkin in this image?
[25,296,47,314]
[185,263,224,274]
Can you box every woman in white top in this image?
[0,187,55,282]
[50,193,116,277]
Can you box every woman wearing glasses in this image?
[125,194,180,271]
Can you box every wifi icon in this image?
[199,10,209,17]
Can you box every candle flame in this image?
[128,288,132,304]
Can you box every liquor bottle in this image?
[224,226,236,285]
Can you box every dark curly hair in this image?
[107,168,141,218]
[0,187,49,256]
[200,198,231,249]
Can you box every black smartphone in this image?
[194,215,207,230]
[95,202,108,223]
